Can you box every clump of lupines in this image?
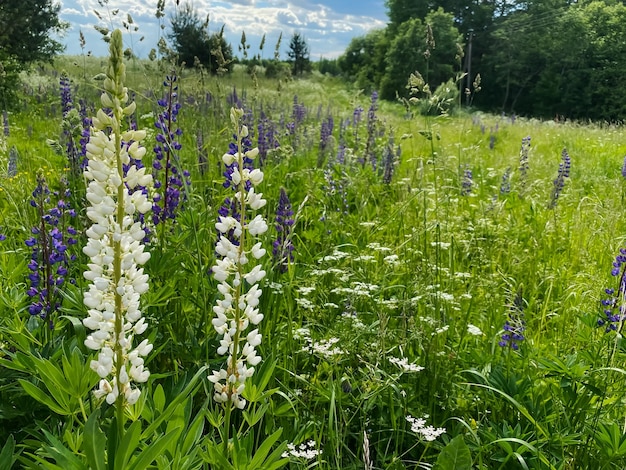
[273,187,295,272]
[152,72,189,227]
[365,91,379,169]
[499,290,526,350]
[58,73,86,179]
[500,166,512,195]
[599,248,626,333]
[461,165,473,196]
[548,148,571,209]
[382,136,397,185]
[518,136,531,194]
[208,107,268,410]
[257,111,279,166]
[25,172,77,328]
[82,30,153,407]
[7,146,18,177]
[318,115,334,167]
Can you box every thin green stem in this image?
[113,99,126,441]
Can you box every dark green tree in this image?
[380,9,462,101]
[338,29,389,93]
[0,0,66,64]
[287,32,310,76]
[0,0,67,107]
[168,2,232,74]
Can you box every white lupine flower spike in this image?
[209,107,267,410]
[82,29,153,409]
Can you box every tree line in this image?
[339,0,626,121]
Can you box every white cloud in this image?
[58,0,387,59]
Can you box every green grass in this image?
[2,54,626,469]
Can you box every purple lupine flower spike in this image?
[599,248,626,333]
[152,72,189,227]
[273,187,295,272]
[26,173,77,329]
[499,290,526,350]
[461,165,473,196]
[365,91,378,169]
[548,148,571,208]
[518,136,531,194]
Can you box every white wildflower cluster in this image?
[467,324,483,336]
[293,327,344,358]
[406,415,446,441]
[82,30,153,406]
[389,356,425,373]
[281,440,323,460]
[310,337,344,358]
[208,107,267,410]
[331,281,379,297]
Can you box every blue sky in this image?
[57,0,389,60]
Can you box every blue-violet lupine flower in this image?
[82,30,153,407]
[382,136,399,185]
[461,166,473,196]
[622,156,626,179]
[25,173,77,328]
[599,248,626,333]
[273,187,295,272]
[518,136,531,194]
[365,91,378,169]
[548,148,571,209]
[500,167,512,195]
[208,107,268,410]
[499,290,526,350]
[152,72,188,226]
[8,146,18,177]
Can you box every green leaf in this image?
[114,421,142,470]
[433,435,472,470]
[180,408,206,456]
[248,429,287,470]
[40,430,87,470]
[18,379,69,415]
[153,384,165,414]
[128,428,181,470]
[141,366,207,439]
[84,409,107,470]
[0,434,16,470]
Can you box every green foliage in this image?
[0,0,66,64]
[168,2,233,74]
[433,436,472,470]
[0,0,66,108]
[338,29,388,93]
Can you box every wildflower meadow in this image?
[5,28,626,470]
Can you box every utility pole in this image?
[466,29,474,106]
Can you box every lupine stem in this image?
[109,39,127,439]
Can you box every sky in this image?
[57,0,389,60]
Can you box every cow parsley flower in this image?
[406,415,446,441]
[82,30,153,407]
[208,107,267,410]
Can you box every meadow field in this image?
[3,42,626,469]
